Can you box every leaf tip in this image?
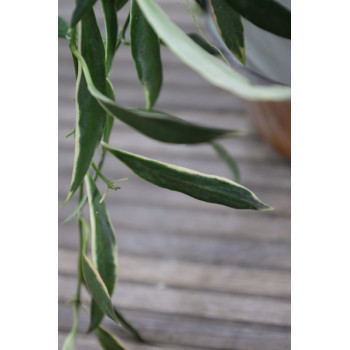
[258,204,274,211]
[62,191,73,206]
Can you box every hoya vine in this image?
[59,0,290,348]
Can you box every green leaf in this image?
[61,331,75,350]
[103,79,116,143]
[65,9,106,203]
[58,16,69,38]
[70,0,97,28]
[102,144,272,210]
[113,306,147,343]
[69,47,239,144]
[134,0,290,101]
[81,253,119,324]
[187,33,219,55]
[101,0,118,73]
[116,0,129,11]
[131,0,162,109]
[85,174,118,331]
[95,326,127,350]
[211,141,240,183]
[209,0,245,64]
[225,0,291,39]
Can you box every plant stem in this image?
[115,12,130,52]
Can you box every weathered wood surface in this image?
[58,0,291,349]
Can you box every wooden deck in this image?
[58,1,291,349]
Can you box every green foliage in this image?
[85,174,118,331]
[59,0,290,348]
[130,0,162,109]
[58,16,69,38]
[102,144,270,210]
[101,0,118,73]
[209,0,245,64]
[65,9,106,202]
[224,0,291,39]
[70,0,98,28]
[82,253,119,324]
[95,326,127,350]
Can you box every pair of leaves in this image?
[65,8,106,203]
[102,143,271,210]
[208,0,290,64]
[208,0,246,64]
[85,174,118,331]
[134,0,290,100]
[130,0,162,109]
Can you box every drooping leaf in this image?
[95,326,127,350]
[135,0,290,101]
[113,306,147,343]
[211,141,241,183]
[209,0,245,64]
[65,9,106,203]
[187,33,219,55]
[102,144,271,210]
[85,174,118,331]
[69,47,240,144]
[58,16,69,38]
[101,0,118,73]
[116,0,129,11]
[70,0,97,28]
[225,0,291,39]
[81,253,119,324]
[131,0,162,109]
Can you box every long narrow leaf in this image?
[85,174,118,331]
[135,0,290,101]
[116,0,129,11]
[65,9,106,203]
[225,0,291,39]
[81,253,119,324]
[102,143,271,210]
[211,141,240,183]
[209,0,245,64]
[70,46,240,144]
[131,0,162,109]
[187,33,219,55]
[70,0,97,27]
[95,326,127,350]
[113,306,147,343]
[101,0,118,73]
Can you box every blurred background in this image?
[58,0,291,349]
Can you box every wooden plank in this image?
[59,304,290,350]
[58,332,163,350]
[58,275,290,327]
[58,225,290,270]
[59,249,290,298]
[59,200,290,245]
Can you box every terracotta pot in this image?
[244,100,291,159]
